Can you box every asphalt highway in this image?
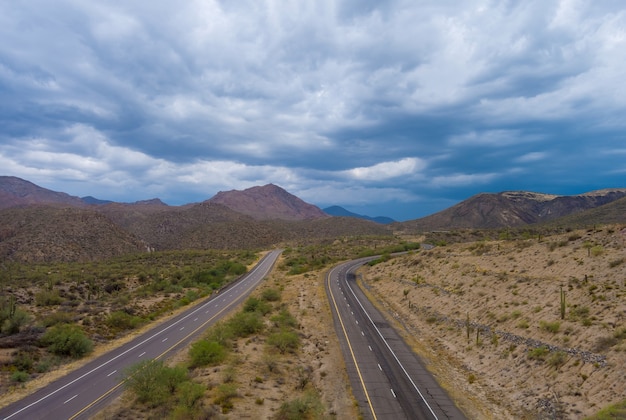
[325,257,466,420]
[0,249,282,420]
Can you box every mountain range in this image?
[1,175,625,262]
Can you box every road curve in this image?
[0,250,282,420]
[325,257,466,420]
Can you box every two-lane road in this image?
[326,257,466,420]
[0,250,281,420]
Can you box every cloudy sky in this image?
[1,1,625,220]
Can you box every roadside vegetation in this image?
[0,249,256,396]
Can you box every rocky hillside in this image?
[0,176,86,209]
[209,184,328,220]
[398,189,626,231]
[0,206,147,262]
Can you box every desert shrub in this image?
[189,340,227,367]
[124,360,188,407]
[205,322,235,346]
[586,398,626,419]
[35,290,63,306]
[243,297,272,315]
[528,346,549,361]
[548,351,567,368]
[271,309,298,329]
[105,311,144,331]
[267,330,300,354]
[40,324,93,358]
[11,370,29,383]
[1,308,30,335]
[609,258,624,268]
[175,380,205,408]
[214,383,238,413]
[591,246,604,257]
[41,311,74,327]
[261,288,281,302]
[275,390,324,420]
[229,312,264,337]
[539,320,561,334]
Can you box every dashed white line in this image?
[361,331,365,336]
[162,337,168,342]
[63,395,78,404]
[138,352,146,358]
[107,370,117,377]
[368,346,372,351]
[180,327,185,331]
[193,317,198,321]
[391,389,397,398]
[378,364,382,371]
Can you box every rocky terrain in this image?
[360,225,626,419]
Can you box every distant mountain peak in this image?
[132,198,168,206]
[0,176,86,209]
[209,184,327,220]
[323,205,396,224]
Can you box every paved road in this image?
[325,257,466,420]
[0,250,282,420]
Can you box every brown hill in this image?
[0,206,147,262]
[0,176,86,209]
[209,184,328,220]
[397,189,626,231]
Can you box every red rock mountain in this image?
[208,184,328,221]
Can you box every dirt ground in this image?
[359,226,626,419]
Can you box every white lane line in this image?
[107,370,117,377]
[378,364,382,371]
[368,346,372,351]
[162,337,168,342]
[64,395,78,404]
[138,352,146,358]
[361,331,365,336]
[355,320,359,324]
[391,389,397,398]
[180,326,185,331]
[193,317,198,321]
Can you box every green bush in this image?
[189,340,227,367]
[271,309,298,329]
[229,312,264,337]
[124,360,188,407]
[243,297,272,315]
[40,324,93,358]
[547,351,567,368]
[105,311,144,331]
[267,330,300,354]
[35,290,63,306]
[11,370,29,383]
[539,320,561,334]
[1,308,30,335]
[528,346,549,361]
[261,288,281,302]
[275,390,324,420]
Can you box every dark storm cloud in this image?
[0,1,625,220]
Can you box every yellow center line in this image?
[326,267,378,420]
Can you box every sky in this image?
[1,1,625,221]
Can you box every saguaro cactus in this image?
[560,285,566,320]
